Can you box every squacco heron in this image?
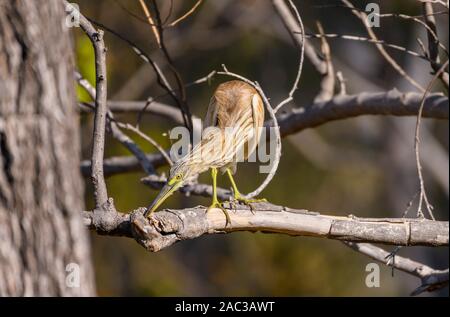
[145,80,266,224]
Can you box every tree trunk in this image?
[0,0,95,296]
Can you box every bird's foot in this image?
[207,200,231,226]
[231,194,267,214]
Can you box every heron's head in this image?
[147,159,200,214]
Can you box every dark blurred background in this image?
[72,0,448,296]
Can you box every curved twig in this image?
[414,60,449,219]
[342,0,426,93]
[217,65,281,199]
[168,0,203,27]
[273,0,306,113]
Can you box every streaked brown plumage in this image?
[206,80,264,132]
[204,80,264,170]
[146,80,265,223]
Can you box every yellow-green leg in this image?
[207,168,231,225]
[226,169,267,212]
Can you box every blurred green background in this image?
[73,0,449,296]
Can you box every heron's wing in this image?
[245,93,264,157]
[251,94,260,138]
[204,96,219,128]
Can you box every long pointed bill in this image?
[145,182,180,217]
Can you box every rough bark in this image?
[0,0,95,296]
[83,203,449,252]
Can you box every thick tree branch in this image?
[82,203,449,253]
[275,90,448,137]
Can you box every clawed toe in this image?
[232,196,267,213]
[207,201,231,226]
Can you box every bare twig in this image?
[81,100,191,125]
[418,0,449,9]
[117,122,173,166]
[81,71,216,126]
[336,71,347,95]
[303,32,430,61]
[109,123,156,174]
[76,72,156,175]
[379,12,448,56]
[138,0,161,47]
[168,0,203,27]
[75,72,96,97]
[414,60,449,219]
[135,70,216,128]
[417,38,429,58]
[76,9,109,208]
[186,70,217,86]
[272,0,326,75]
[81,152,167,177]
[423,3,450,89]
[313,3,449,14]
[313,22,335,103]
[151,0,193,135]
[81,71,214,142]
[344,242,449,295]
[309,3,449,56]
[273,0,306,113]
[87,18,192,132]
[112,0,150,24]
[342,0,426,93]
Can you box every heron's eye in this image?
[168,174,182,185]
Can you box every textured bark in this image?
[82,203,449,252]
[0,0,95,296]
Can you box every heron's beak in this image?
[145,180,181,217]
